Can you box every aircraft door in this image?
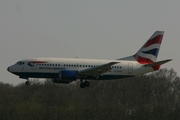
[20,61,25,72]
[128,63,133,74]
[21,66,24,71]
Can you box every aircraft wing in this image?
[78,62,119,76]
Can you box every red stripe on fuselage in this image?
[152,65,160,71]
[143,35,163,48]
[134,55,161,70]
[134,54,153,64]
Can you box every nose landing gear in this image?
[25,80,29,85]
[19,76,30,85]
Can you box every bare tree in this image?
[0,68,180,120]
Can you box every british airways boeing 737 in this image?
[7,31,172,88]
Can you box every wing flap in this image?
[78,62,119,76]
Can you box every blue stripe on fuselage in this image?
[11,72,133,80]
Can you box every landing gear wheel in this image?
[25,81,29,85]
[80,83,85,88]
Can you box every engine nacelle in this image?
[58,70,77,80]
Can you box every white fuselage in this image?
[8,58,154,80]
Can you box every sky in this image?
[0,0,180,85]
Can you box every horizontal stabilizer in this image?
[144,59,172,67]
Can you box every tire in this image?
[25,81,29,85]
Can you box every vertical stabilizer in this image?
[134,31,164,64]
[119,31,164,64]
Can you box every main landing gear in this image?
[25,80,30,85]
[80,80,90,88]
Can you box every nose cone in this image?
[7,66,12,73]
[7,67,10,72]
[7,65,19,76]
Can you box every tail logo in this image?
[134,31,164,64]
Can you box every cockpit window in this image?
[16,61,25,65]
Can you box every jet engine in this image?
[58,70,77,80]
[52,70,78,84]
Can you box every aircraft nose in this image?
[7,67,10,72]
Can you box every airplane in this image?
[7,31,172,88]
